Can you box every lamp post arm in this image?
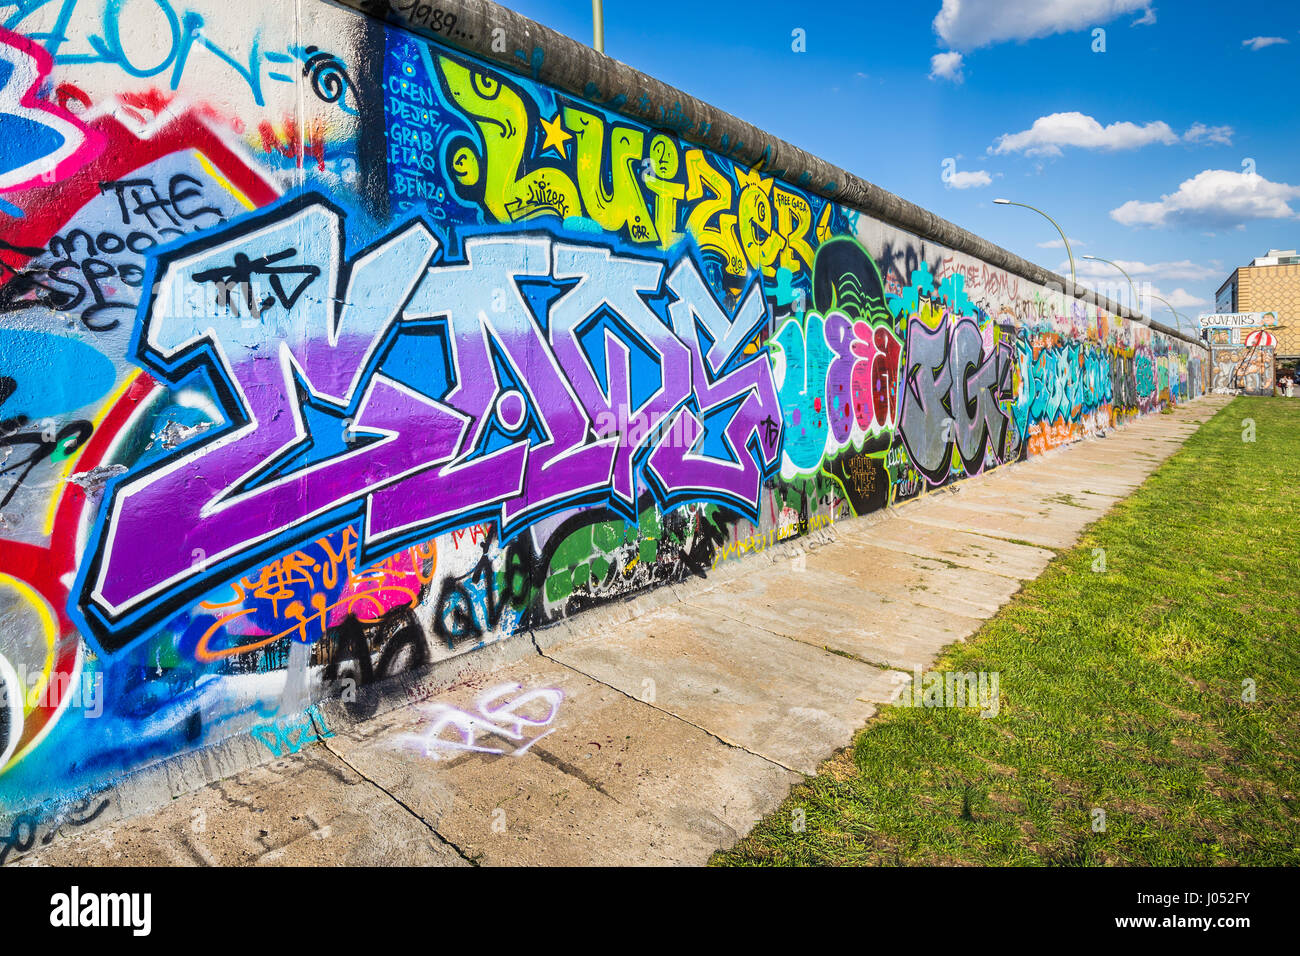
[1036,208,1076,288]
[1083,255,1140,318]
[995,200,1075,287]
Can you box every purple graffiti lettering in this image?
[76,196,781,656]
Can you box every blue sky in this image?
[497,0,1299,320]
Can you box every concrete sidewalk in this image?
[13,397,1233,866]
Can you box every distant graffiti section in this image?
[1012,329,1126,455]
[75,195,782,657]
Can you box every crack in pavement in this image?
[319,740,478,866]
[683,601,899,673]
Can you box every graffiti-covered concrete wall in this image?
[0,0,1209,815]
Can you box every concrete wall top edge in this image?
[327,0,1202,348]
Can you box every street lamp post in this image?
[1082,255,1140,320]
[592,0,604,53]
[1148,294,1190,337]
[993,198,1076,287]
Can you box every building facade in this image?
[1215,249,1300,362]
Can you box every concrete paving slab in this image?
[687,588,985,673]
[839,516,1058,579]
[320,655,801,865]
[13,749,465,867]
[548,604,899,774]
[680,540,1004,670]
[924,493,1113,527]
[964,476,1125,503]
[901,500,1098,549]
[784,536,1021,618]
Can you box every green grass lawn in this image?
[715,397,1300,866]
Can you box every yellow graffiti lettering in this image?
[736,168,781,276]
[684,149,745,276]
[563,106,658,242]
[437,57,580,223]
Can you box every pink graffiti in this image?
[0,27,104,192]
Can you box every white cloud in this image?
[929,51,964,82]
[1063,261,1220,316]
[992,113,1236,156]
[1132,7,1157,25]
[992,112,1179,156]
[1140,261,1220,281]
[1111,169,1300,228]
[933,0,1152,50]
[1243,36,1289,51]
[1139,286,1210,319]
[1183,122,1234,146]
[1072,259,1220,282]
[1037,238,1085,249]
[1159,290,1206,308]
[946,169,992,189]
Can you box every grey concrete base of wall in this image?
[3,397,1232,865]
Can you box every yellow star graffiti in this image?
[539,113,573,160]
